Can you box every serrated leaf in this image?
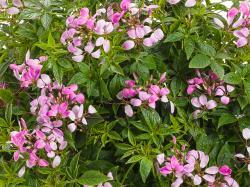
[53,63,63,83]
[100,79,111,99]
[126,155,143,164]
[69,152,81,178]
[128,129,136,146]
[210,62,224,79]
[78,170,109,185]
[0,89,13,103]
[108,131,122,141]
[224,72,241,85]
[218,114,237,128]
[41,13,52,30]
[189,54,211,68]
[139,158,153,183]
[0,118,8,128]
[184,38,195,60]
[141,108,161,130]
[164,32,184,43]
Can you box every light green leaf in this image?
[224,72,241,85]
[78,170,109,185]
[41,13,52,30]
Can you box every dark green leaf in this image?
[139,158,153,183]
[189,54,211,68]
[218,114,237,128]
[164,32,184,43]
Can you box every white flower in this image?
[242,128,250,140]
[52,155,61,168]
[18,166,25,177]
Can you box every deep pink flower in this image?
[160,156,184,176]
[219,165,232,176]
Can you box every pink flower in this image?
[227,8,239,25]
[7,7,20,15]
[120,0,131,11]
[13,0,23,7]
[125,80,135,87]
[125,104,133,117]
[219,165,232,176]
[191,95,217,111]
[122,40,135,50]
[159,156,184,176]
[130,98,142,107]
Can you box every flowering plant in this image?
[0,0,250,186]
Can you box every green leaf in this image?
[0,118,8,128]
[108,131,122,141]
[43,0,51,7]
[128,129,136,146]
[78,170,109,185]
[139,158,153,183]
[126,155,143,164]
[224,72,241,85]
[115,143,132,150]
[5,103,12,124]
[189,54,211,68]
[110,64,124,75]
[53,63,63,83]
[0,89,13,103]
[130,121,149,132]
[141,108,161,129]
[210,62,224,79]
[68,72,87,85]
[217,143,233,167]
[20,10,41,19]
[47,32,55,46]
[218,114,237,128]
[197,42,216,57]
[100,79,111,99]
[69,152,81,178]
[184,38,195,60]
[164,32,184,43]
[41,13,52,30]
[244,81,250,103]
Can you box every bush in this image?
[0,0,249,186]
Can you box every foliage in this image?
[0,0,250,186]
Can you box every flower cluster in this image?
[235,128,250,173]
[167,0,197,8]
[157,148,239,187]
[227,1,250,48]
[117,73,173,117]
[83,172,113,187]
[187,70,234,118]
[9,51,48,88]
[9,51,97,176]
[0,0,23,15]
[61,0,164,62]
[11,118,64,178]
